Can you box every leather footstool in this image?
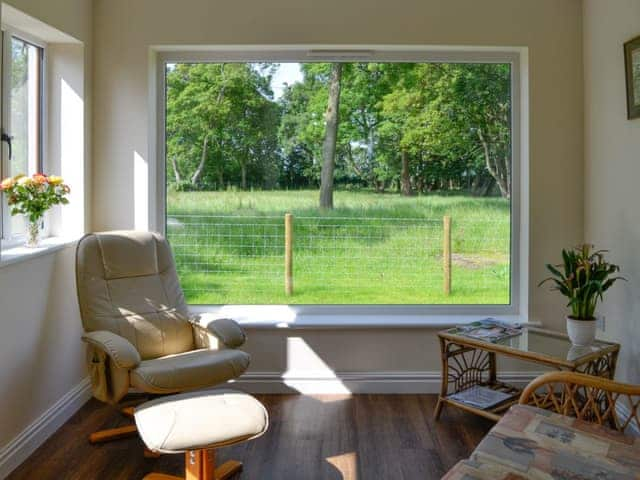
[134,389,268,480]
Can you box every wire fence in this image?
[167,213,510,304]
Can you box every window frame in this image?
[0,26,47,247]
[152,46,528,319]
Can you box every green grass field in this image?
[167,190,511,304]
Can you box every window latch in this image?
[1,132,12,160]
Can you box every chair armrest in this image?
[519,371,640,433]
[189,314,246,348]
[82,331,141,369]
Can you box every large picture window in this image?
[162,53,518,307]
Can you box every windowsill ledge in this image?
[0,235,80,268]
[190,305,541,329]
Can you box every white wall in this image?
[0,0,92,474]
[584,0,640,384]
[0,247,86,443]
[92,0,584,384]
[47,43,88,237]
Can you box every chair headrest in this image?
[92,230,160,280]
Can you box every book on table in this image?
[448,385,513,409]
[449,318,522,343]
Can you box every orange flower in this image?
[33,173,48,184]
[0,177,15,190]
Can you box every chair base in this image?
[212,460,243,480]
[144,450,242,480]
[89,424,138,444]
[88,403,144,444]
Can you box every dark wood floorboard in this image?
[7,394,492,480]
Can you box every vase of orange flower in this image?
[0,173,70,247]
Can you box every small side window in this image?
[1,32,44,241]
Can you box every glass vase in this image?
[26,219,42,248]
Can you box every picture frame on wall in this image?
[624,35,640,119]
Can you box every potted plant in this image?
[539,244,624,345]
[0,173,70,247]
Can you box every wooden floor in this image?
[8,394,492,480]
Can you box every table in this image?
[434,326,620,422]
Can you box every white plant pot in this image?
[566,317,597,346]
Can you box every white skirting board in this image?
[0,377,92,480]
[230,370,545,394]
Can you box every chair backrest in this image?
[76,231,194,360]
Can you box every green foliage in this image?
[166,63,280,190]
[0,174,70,223]
[539,245,624,320]
[166,62,512,196]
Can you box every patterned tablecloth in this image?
[442,404,640,480]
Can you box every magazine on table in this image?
[449,318,523,343]
[448,385,513,410]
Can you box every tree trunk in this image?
[471,173,495,197]
[191,64,226,188]
[319,63,342,209]
[170,156,182,184]
[217,166,224,190]
[477,129,510,198]
[367,128,375,167]
[191,134,209,187]
[400,150,412,196]
[241,162,247,190]
[345,143,363,177]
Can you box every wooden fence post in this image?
[443,215,451,296]
[285,213,293,296]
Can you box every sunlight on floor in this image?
[284,337,352,397]
[326,452,358,479]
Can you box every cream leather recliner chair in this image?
[76,230,250,444]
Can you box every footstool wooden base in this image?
[135,389,268,480]
[144,450,241,480]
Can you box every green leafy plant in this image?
[539,244,624,320]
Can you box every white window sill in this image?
[190,305,541,329]
[0,235,80,268]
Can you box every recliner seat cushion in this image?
[130,348,250,393]
[134,389,268,454]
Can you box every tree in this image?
[338,63,397,188]
[166,63,279,190]
[377,63,511,197]
[422,63,511,197]
[378,63,425,196]
[167,61,511,198]
[319,63,343,209]
[277,69,325,188]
